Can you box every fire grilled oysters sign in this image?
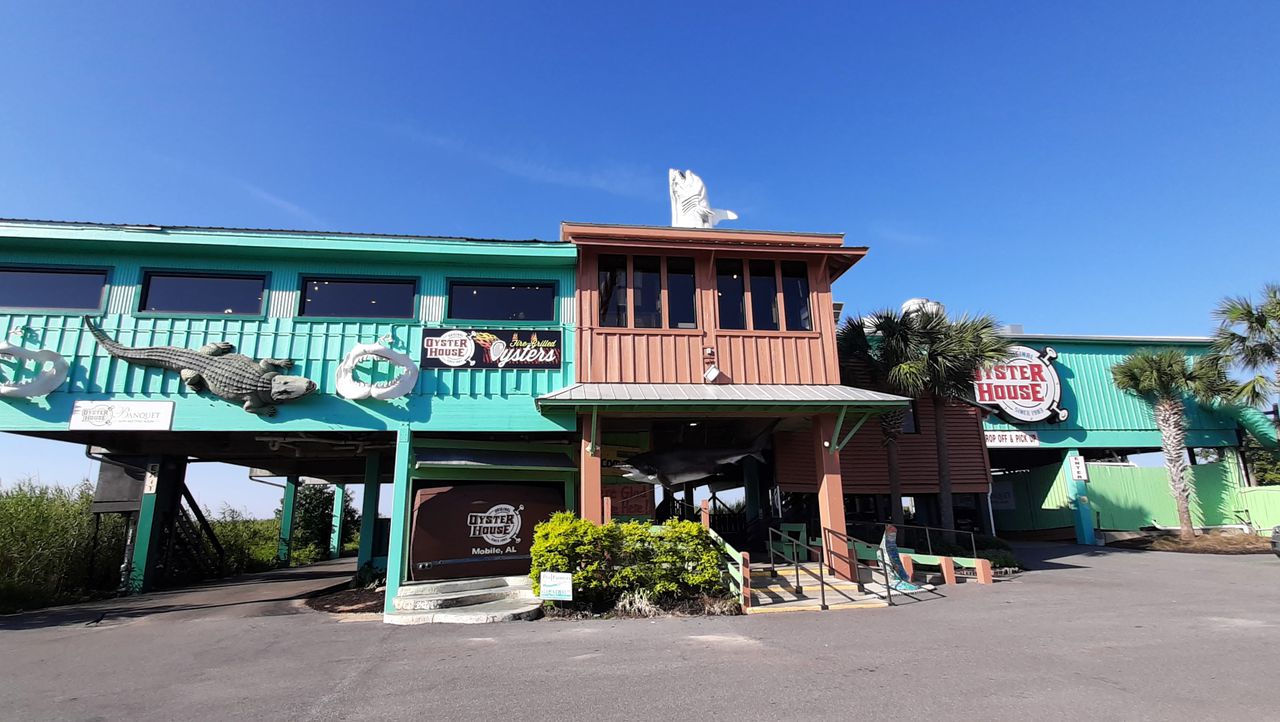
[973,345,1069,424]
[420,329,561,370]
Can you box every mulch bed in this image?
[306,588,385,613]
[1108,532,1273,555]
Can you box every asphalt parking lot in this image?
[2,543,1277,721]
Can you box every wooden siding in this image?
[0,242,576,434]
[575,248,840,385]
[774,428,820,492]
[840,400,992,495]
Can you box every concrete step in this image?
[392,586,533,612]
[383,597,544,625]
[396,575,529,597]
[747,596,888,615]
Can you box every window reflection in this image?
[0,267,107,310]
[633,256,661,328]
[781,261,812,331]
[598,255,627,327]
[448,282,555,321]
[141,273,265,315]
[666,256,696,329]
[300,277,416,318]
[748,260,778,331]
[716,259,746,330]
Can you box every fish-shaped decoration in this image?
[616,422,778,490]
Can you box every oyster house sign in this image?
[973,345,1069,424]
[420,329,562,370]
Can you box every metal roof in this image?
[0,217,562,246]
[1007,333,1212,345]
[537,383,910,408]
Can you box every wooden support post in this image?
[602,496,612,524]
[941,556,957,586]
[740,551,752,610]
[813,414,852,581]
[329,483,346,560]
[127,456,185,594]
[382,427,413,614]
[357,455,380,569]
[277,476,298,567]
[700,499,710,529]
[975,558,994,585]
[580,414,603,523]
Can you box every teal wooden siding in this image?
[982,338,1239,448]
[0,227,577,434]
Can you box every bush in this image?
[208,506,279,575]
[529,512,729,613]
[977,549,1022,570]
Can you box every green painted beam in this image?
[383,427,413,614]
[277,478,298,566]
[126,459,163,594]
[357,455,380,568]
[329,483,346,561]
[413,438,576,456]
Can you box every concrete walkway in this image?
[0,557,356,630]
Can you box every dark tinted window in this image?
[666,256,697,329]
[140,272,265,315]
[901,402,918,434]
[301,277,416,318]
[0,267,106,310]
[715,259,746,330]
[448,282,554,321]
[598,254,627,327]
[781,261,812,331]
[749,260,779,331]
[633,256,662,328]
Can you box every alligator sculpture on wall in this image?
[83,316,318,416]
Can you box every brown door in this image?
[409,482,563,581]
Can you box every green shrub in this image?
[209,506,280,574]
[977,549,1022,570]
[289,544,323,567]
[529,513,728,612]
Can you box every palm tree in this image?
[840,307,1010,530]
[1111,349,1234,541]
[837,310,920,524]
[1212,283,1280,408]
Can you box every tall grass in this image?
[0,478,288,613]
[0,479,126,613]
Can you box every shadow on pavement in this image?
[0,559,355,631]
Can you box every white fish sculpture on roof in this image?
[669,169,738,229]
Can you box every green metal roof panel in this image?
[982,339,1240,443]
[538,382,910,409]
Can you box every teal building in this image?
[980,334,1279,542]
[0,219,579,615]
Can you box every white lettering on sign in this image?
[974,345,1069,424]
[70,401,174,431]
[984,430,1041,447]
[467,504,523,546]
[422,329,475,367]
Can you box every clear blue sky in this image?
[1,3,1277,514]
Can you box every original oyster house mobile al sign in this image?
[974,345,1069,447]
[420,329,562,370]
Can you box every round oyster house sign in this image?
[973,345,1069,424]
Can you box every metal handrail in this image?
[848,520,978,558]
[822,527,892,606]
[766,527,827,610]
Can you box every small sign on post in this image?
[1068,455,1089,482]
[539,571,573,601]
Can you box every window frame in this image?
[598,254,703,332]
[443,278,559,327]
[0,263,111,314]
[135,269,270,319]
[295,274,421,322]
[715,256,820,335]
